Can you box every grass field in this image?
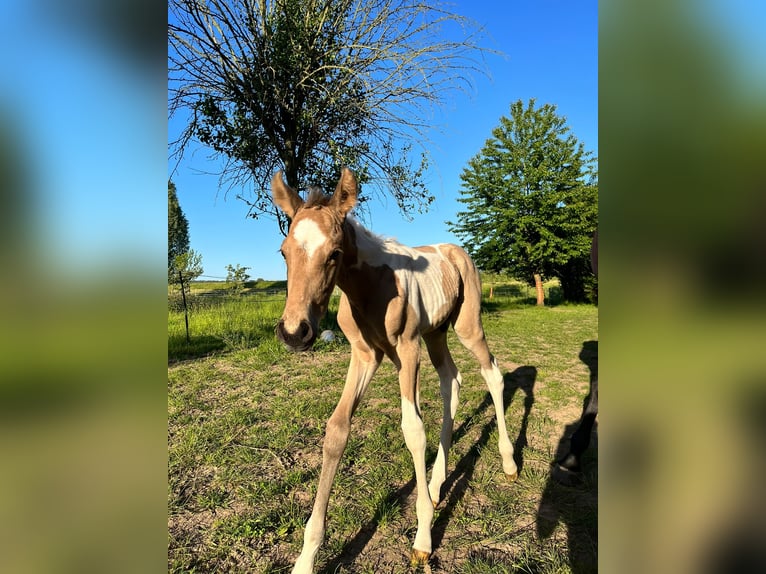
[168,278,598,573]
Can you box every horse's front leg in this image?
[292,345,381,574]
[397,341,435,565]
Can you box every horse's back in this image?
[404,243,482,333]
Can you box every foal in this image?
[271,168,517,573]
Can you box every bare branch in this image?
[168,0,496,229]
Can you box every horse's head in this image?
[271,168,357,351]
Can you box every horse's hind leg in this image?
[423,330,462,506]
[452,295,518,480]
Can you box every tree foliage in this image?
[170,249,204,292]
[448,99,597,302]
[225,263,251,292]
[169,0,490,233]
[168,180,190,269]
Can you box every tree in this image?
[448,99,597,304]
[168,180,190,269]
[225,263,251,293]
[171,249,204,293]
[169,0,490,234]
[171,249,204,343]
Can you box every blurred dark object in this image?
[702,382,766,574]
[553,231,598,481]
[42,0,164,69]
[553,340,598,483]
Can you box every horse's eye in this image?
[328,249,342,263]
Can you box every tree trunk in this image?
[534,273,545,306]
[283,140,299,189]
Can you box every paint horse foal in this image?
[272,168,517,573]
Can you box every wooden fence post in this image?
[179,270,190,342]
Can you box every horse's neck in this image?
[336,218,399,304]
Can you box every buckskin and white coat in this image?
[271,168,517,573]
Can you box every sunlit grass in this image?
[168,289,342,361]
[168,275,597,572]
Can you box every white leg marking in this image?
[481,358,517,476]
[401,397,434,555]
[291,515,322,574]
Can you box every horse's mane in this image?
[304,187,331,208]
[346,216,402,254]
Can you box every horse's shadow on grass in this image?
[535,419,598,574]
[430,365,537,555]
[536,340,598,574]
[319,365,537,573]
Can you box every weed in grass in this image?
[196,486,229,510]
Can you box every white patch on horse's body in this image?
[347,218,458,332]
[404,245,460,332]
[347,218,395,266]
[292,218,328,260]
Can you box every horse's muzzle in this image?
[275,319,316,352]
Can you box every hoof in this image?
[431,499,439,509]
[410,549,431,566]
[557,454,581,473]
[505,470,518,482]
[551,463,581,486]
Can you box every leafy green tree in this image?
[448,99,597,304]
[168,180,190,270]
[170,249,204,294]
[225,263,251,293]
[169,0,491,233]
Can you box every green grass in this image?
[168,276,597,573]
[168,288,341,362]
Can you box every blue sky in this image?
[1,0,763,285]
[170,0,598,281]
[1,1,166,278]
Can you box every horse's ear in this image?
[331,167,357,217]
[271,171,303,218]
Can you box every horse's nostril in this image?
[276,319,315,349]
[299,320,314,343]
